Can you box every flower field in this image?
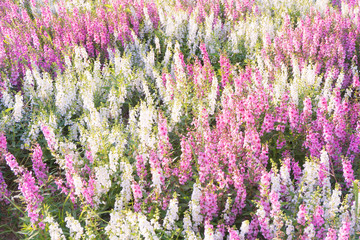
[1,0,360,239]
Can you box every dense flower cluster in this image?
[1,0,360,239]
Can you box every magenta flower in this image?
[41,124,57,152]
[228,228,240,240]
[85,149,94,164]
[5,153,22,175]
[82,175,95,207]
[157,113,172,177]
[136,154,148,181]
[178,137,193,185]
[31,144,48,185]
[0,132,7,159]
[220,54,231,87]
[131,181,142,212]
[338,221,350,240]
[19,170,44,224]
[0,170,10,203]
[301,97,312,123]
[297,204,307,226]
[312,206,325,227]
[201,184,219,221]
[342,157,354,188]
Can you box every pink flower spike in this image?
[0,170,10,203]
[41,124,57,152]
[342,157,354,188]
[297,204,307,226]
[5,153,22,175]
[325,228,337,240]
[0,132,7,159]
[31,144,48,185]
[338,221,350,240]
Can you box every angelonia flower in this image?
[44,215,66,240]
[319,150,330,187]
[182,211,197,239]
[170,97,182,125]
[163,193,179,232]
[228,228,240,240]
[94,165,111,204]
[0,132,7,159]
[19,170,44,224]
[342,157,354,188]
[31,144,48,185]
[149,151,164,194]
[157,112,172,177]
[328,185,342,219]
[13,92,23,122]
[137,213,159,240]
[82,174,95,206]
[304,223,315,239]
[201,185,218,220]
[204,220,214,240]
[208,75,219,115]
[312,206,325,228]
[285,220,294,239]
[65,215,84,240]
[338,220,350,240]
[178,136,193,185]
[131,181,142,211]
[190,182,203,227]
[41,124,57,151]
[64,154,77,203]
[135,154,147,181]
[240,220,250,236]
[0,170,10,203]
[5,153,22,175]
[5,151,45,224]
[220,54,231,87]
[325,228,338,240]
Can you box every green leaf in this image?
[5,107,14,113]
